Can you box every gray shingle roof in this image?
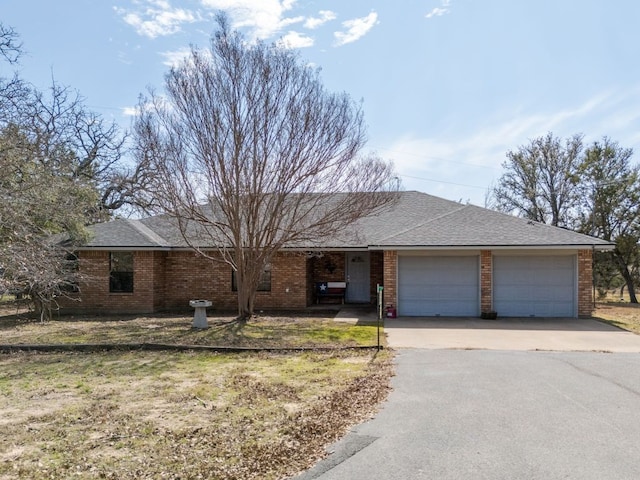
[81,191,613,250]
[84,219,170,248]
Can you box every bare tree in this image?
[493,132,583,227]
[0,23,22,64]
[0,24,29,126]
[134,15,399,319]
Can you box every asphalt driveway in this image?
[384,317,640,352]
[296,349,640,479]
[296,314,640,479]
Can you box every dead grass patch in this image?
[593,302,640,335]
[0,308,392,478]
[0,349,393,479]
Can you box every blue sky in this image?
[3,0,640,206]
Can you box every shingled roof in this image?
[81,191,613,250]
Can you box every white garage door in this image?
[493,256,576,317]
[398,256,479,316]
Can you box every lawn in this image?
[0,309,382,349]
[0,308,392,479]
[593,302,640,335]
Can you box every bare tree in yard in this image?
[493,132,583,227]
[578,138,640,302]
[134,15,399,319]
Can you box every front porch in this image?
[306,251,384,306]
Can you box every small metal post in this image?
[376,284,384,351]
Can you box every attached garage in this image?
[398,255,479,316]
[493,255,576,317]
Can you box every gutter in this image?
[365,244,615,252]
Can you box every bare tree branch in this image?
[134,14,400,318]
[0,23,23,65]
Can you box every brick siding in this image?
[382,250,397,309]
[480,250,492,313]
[61,251,159,314]
[64,250,308,314]
[577,249,594,317]
[64,247,595,318]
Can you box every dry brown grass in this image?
[0,306,393,479]
[593,302,640,335]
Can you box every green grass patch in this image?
[0,312,382,348]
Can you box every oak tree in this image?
[0,23,152,318]
[578,138,640,302]
[493,132,583,227]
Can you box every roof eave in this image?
[368,244,615,251]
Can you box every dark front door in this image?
[346,252,370,303]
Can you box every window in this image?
[62,253,80,293]
[109,252,134,293]
[231,264,271,292]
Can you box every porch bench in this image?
[315,281,347,304]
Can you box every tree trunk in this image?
[235,270,257,321]
[616,255,638,303]
[32,294,53,322]
[236,287,252,321]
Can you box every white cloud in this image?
[278,31,314,49]
[333,12,379,47]
[304,10,336,29]
[114,2,198,38]
[160,47,192,67]
[122,106,138,117]
[375,88,640,206]
[200,0,303,40]
[425,0,452,19]
[122,94,174,118]
[116,1,345,48]
[425,8,448,19]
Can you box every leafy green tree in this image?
[578,138,640,302]
[0,124,97,319]
[493,133,640,302]
[133,14,399,320]
[0,23,154,318]
[493,132,583,227]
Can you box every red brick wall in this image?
[480,250,492,312]
[64,248,595,318]
[383,250,397,310]
[270,252,308,309]
[309,252,345,283]
[153,251,167,311]
[578,249,594,317]
[162,250,309,311]
[62,250,160,314]
[64,250,309,314]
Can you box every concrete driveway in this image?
[384,317,640,352]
